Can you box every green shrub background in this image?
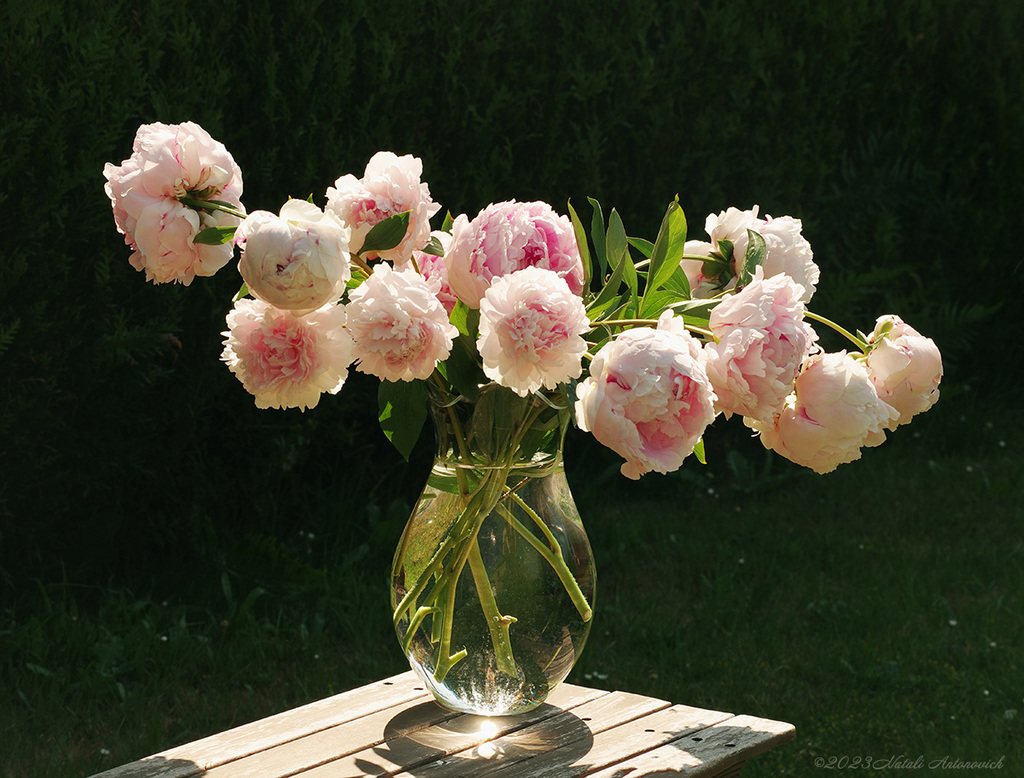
[2,0,1021,606]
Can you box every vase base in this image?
[407,656,552,716]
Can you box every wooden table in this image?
[91,671,794,777]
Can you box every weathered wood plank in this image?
[584,712,795,777]
[298,681,610,777]
[86,672,432,778]
[399,689,674,778]
[479,703,736,778]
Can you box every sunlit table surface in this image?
[90,670,794,777]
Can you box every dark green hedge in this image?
[1,0,1020,596]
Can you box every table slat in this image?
[584,712,796,777]
[87,673,432,778]
[297,681,610,777]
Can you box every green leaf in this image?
[378,379,428,460]
[588,197,607,279]
[567,199,593,290]
[586,251,628,320]
[421,235,446,257]
[360,211,411,256]
[693,438,707,465]
[445,337,484,401]
[627,237,654,259]
[606,209,637,301]
[644,200,688,300]
[639,288,684,319]
[232,283,249,302]
[449,300,479,339]
[737,229,766,288]
[194,226,237,245]
[441,210,454,233]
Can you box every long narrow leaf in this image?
[567,200,593,290]
[588,197,607,279]
[606,209,637,301]
[644,200,688,301]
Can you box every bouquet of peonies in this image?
[104,122,944,709]
[103,121,942,478]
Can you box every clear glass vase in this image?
[390,383,596,715]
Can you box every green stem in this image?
[593,318,714,340]
[804,310,869,353]
[497,497,593,623]
[466,538,518,676]
[177,196,247,220]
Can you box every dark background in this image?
[1,0,1020,604]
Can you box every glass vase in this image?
[390,383,596,715]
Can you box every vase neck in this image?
[428,384,570,470]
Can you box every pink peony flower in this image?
[236,200,351,315]
[445,200,585,308]
[575,312,717,480]
[414,231,458,315]
[685,206,819,302]
[221,298,353,411]
[865,315,942,428]
[746,351,900,474]
[346,263,458,382]
[477,267,590,397]
[103,121,245,285]
[704,267,819,422]
[325,151,440,264]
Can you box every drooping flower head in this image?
[746,351,899,473]
[221,298,353,411]
[704,267,819,423]
[346,263,459,382]
[865,315,942,429]
[575,312,717,480]
[236,200,351,315]
[103,121,245,285]
[325,151,440,264]
[681,206,819,302]
[477,267,590,397]
[445,200,585,308]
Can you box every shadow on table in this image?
[354,700,595,776]
[88,756,207,778]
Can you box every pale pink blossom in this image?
[414,231,458,314]
[678,239,721,299]
[103,121,244,285]
[478,267,590,397]
[325,151,439,263]
[704,268,818,422]
[236,200,351,315]
[221,299,353,411]
[346,263,458,382]
[445,200,585,308]
[575,312,717,479]
[746,351,900,474]
[865,315,942,428]
[686,206,819,302]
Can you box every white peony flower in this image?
[704,267,818,422]
[325,151,440,264]
[220,298,353,411]
[575,312,717,480]
[346,263,458,382]
[235,200,351,315]
[477,266,590,397]
[865,314,942,428]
